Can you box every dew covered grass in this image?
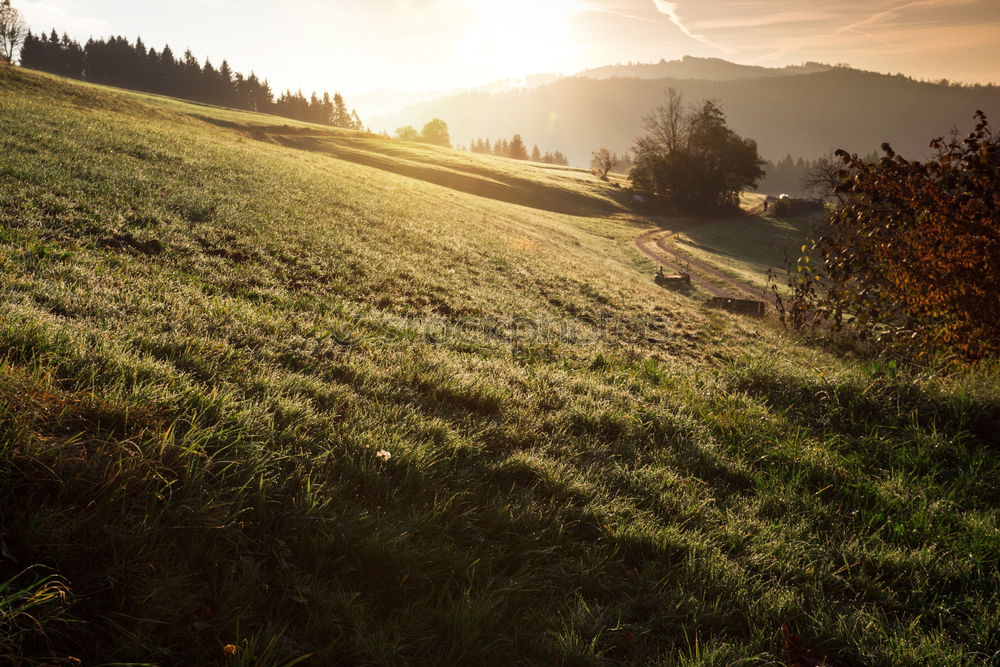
[1,65,997,665]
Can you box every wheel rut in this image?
[634,216,776,307]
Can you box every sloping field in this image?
[669,208,824,296]
[1,66,998,665]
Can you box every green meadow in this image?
[670,208,822,295]
[1,66,997,665]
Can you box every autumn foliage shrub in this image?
[781,112,1000,360]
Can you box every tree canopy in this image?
[507,134,528,160]
[420,119,452,148]
[629,89,765,211]
[395,126,420,142]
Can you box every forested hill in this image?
[18,30,364,129]
[371,66,1000,165]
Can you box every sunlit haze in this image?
[16,0,1000,96]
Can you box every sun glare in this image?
[456,0,587,76]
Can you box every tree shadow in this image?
[196,116,629,218]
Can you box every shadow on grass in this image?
[675,212,820,270]
[0,359,712,664]
[3,340,997,665]
[197,116,629,218]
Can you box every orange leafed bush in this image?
[785,112,1000,360]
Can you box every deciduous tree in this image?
[781,112,1000,360]
[395,126,419,141]
[591,148,618,179]
[420,118,451,147]
[800,155,844,203]
[0,0,25,64]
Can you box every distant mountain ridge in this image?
[576,56,833,81]
[349,73,560,119]
[350,58,828,123]
[370,61,1000,166]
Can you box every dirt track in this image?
[634,216,775,305]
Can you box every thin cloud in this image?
[836,0,981,35]
[693,10,840,31]
[650,0,733,52]
[585,5,668,25]
[630,0,995,72]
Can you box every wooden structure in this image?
[654,266,691,288]
[708,297,766,317]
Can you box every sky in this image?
[15,0,1000,97]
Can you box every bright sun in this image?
[456,0,587,75]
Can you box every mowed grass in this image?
[1,65,998,665]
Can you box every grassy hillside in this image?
[1,65,998,665]
[668,208,824,295]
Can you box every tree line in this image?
[18,29,363,129]
[469,135,569,165]
[390,123,571,166]
[757,152,879,198]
